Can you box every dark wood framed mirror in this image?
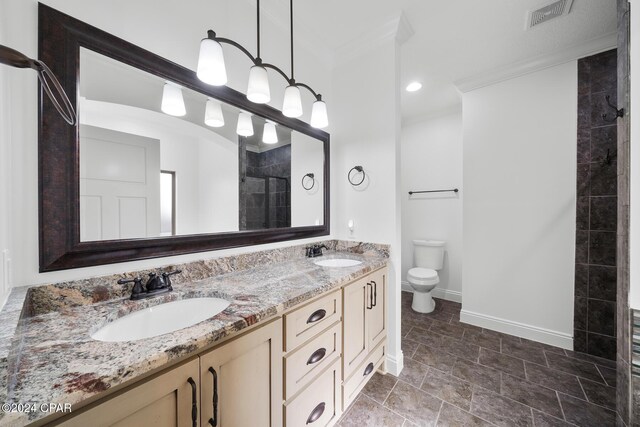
[38,4,330,272]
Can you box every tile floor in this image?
[336,291,618,427]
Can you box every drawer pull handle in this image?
[187,377,197,427]
[363,362,374,376]
[208,367,218,426]
[371,280,377,307]
[307,348,327,365]
[307,309,326,324]
[306,402,326,424]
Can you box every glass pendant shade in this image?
[236,112,254,137]
[282,85,303,118]
[262,121,278,144]
[246,65,271,104]
[161,83,186,117]
[310,99,328,129]
[197,38,227,86]
[204,99,224,127]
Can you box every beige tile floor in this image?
[336,291,618,427]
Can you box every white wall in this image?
[0,0,12,305]
[401,112,463,302]
[630,0,640,309]
[0,0,332,288]
[460,62,577,348]
[332,35,403,374]
[291,132,324,227]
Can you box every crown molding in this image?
[334,11,415,65]
[454,31,617,93]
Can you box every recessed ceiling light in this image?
[406,82,422,92]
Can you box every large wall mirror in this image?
[39,5,329,271]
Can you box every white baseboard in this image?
[385,350,404,376]
[401,282,462,303]
[460,309,573,350]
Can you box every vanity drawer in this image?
[284,290,341,352]
[284,321,341,400]
[343,342,386,410]
[284,358,341,427]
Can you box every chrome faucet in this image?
[118,270,182,300]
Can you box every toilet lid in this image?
[408,268,437,280]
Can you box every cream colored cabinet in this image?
[200,318,282,427]
[342,267,387,409]
[58,358,200,427]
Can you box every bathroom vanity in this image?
[0,243,388,426]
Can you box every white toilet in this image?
[408,240,445,313]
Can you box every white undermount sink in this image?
[314,259,362,268]
[91,297,230,342]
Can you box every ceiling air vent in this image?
[526,0,574,29]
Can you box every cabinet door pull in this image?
[363,362,374,376]
[187,377,197,427]
[306,348,327,365]
[208,367,218,427]
[306,402,326,424]
[371,280,377,307]
[307,309,326,324]
[366,283,373,309]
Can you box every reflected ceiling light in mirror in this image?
[310,98,328,129]
[236,112,254,137]
[263,120,278,144]
[247,65,270,104]
[161,82,186,116]
[406,82,422,92]
[283,84,303,118]
[204,98,225,127]
[196,0,327,127]
[197,34,227,86]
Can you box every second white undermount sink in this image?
[91,297,230,342]
[314,259,363,268]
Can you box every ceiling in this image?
[259,0,617,123]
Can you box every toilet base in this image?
[411,290,435,314]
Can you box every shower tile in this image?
[589,196,617,231]
[587,299,616,336]
[590,159,618,196]
[576,164,591,197]
[586,333,616,361]
[588,265,616,301]
[575,231,589,264]
[590,125,617,164]
[573,329,587,353]
[574,297,587,330]
[588,231,616,266]
[574,264,589,298]
[576,197,590,231]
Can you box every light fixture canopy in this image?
[236,112,254,137]
[282,84,303,118]
[195,0,327,126]
[204,98,225,127]
[247,65,271,104]
[310,97,328,129]
[263,121,278,144]
[161,82,186,117]
[197,33,227,86]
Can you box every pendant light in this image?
[236,112,254,137]
[262,121,278,144]
[197,32,227,86]
[161,82,186,117]
[204,98,224,127]
[196,0,327,125]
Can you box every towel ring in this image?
[302,173,315,190]
[348,166,366,186]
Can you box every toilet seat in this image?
[407,267,439,286]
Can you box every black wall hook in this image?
[348,166,366,186]
[602,95,624,122]
[302,173,315,190]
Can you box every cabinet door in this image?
[342,278,369,379]
[60,359,200,427]
[367,269,386,349]
[200,319,283,427]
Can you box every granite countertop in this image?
[0,249,387,426]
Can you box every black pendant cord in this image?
[256,0,261,61]
[290,0,294,82]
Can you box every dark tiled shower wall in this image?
[574,49,618,360]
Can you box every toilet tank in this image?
[413,240,445,270]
